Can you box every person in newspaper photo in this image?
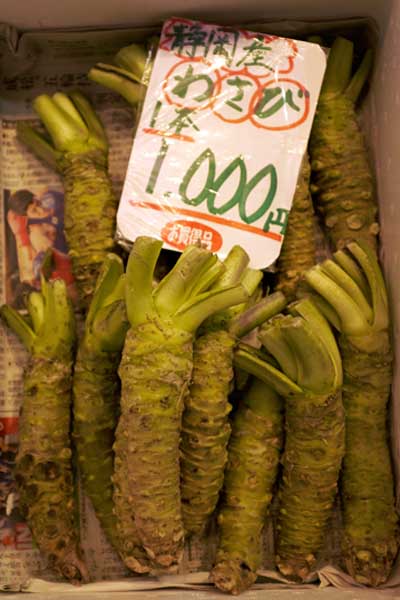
[4,188,75,307]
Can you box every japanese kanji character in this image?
[168,108,200,135]
[169,23,209,57]
[209,29,239,66]
[236,37,272,69]
[263,208,289,234]
[188,227,204,245]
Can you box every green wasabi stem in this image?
[310,37,378,252]
[180,244,285,537]
[333,248,370,300]
[0,278,88,583]
[321,37,353,97]
[211,378,283,595]
[296,285,343,332]
[88,41,153,107]
[88,64,145,105]
[27,291,45,334]
[115,43,148,80]
[345,49,374,104]
[308,35,324,46]
[189,258,225,297]
[229,292,286,339]
[320,260,373,323]
[235,298,345,581]
[17,91,117,311]
[17,122,58,170]
[276,155,316,298]
[211,246,249,291]
[115,237,248,572]
[1,305,36,351]
[304,241,398,586]
[72,255,149,572]
[258,315,298,382]
[225,268,264,326]
[234,343,302,397]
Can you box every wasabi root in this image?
[0,272,88,583]
[114,237,248,571]
[310,37,378,251]
[305,241,398,585]
[211,378,283,595]
[181,246,285,536]
[72,254,150,571]
[235,298,345,581]
[276,156,316,298]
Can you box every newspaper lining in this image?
[0,18,398,594]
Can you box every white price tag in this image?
[117,17,326,267]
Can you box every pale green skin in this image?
[59,151,117,309]
[115,319,192,571]
[310,96,378,251]
[276,389,345,580]
[211,378,283,595]
[276,156,316,298]
[16,356,87,581]
[234,298,345,582]
[73,254,149,573]
[309,39,378,252]
[304,241,399,585]
[114,237,249,573]
[1,279,88,583]
[339,333,398,585]
[73,345,122,551]
[181,329,234,535]
[180,268,285,537]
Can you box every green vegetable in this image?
[309,37,377,251]
[235,298,344,581]
[88,42,154,106]
[114,237,248,572]
[211,378,283,595]
[276,156,316,298]
[0,273,88,583]
[72,254,150,572]
[304,241,398,585]
[181,246,286,536]
[17,91,117,310]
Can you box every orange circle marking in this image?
[249,78,310,131]
[213,71,262,124]
[162,57,222,112]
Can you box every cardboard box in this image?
[1,1,399,598]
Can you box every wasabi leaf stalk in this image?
[88,41,154,108]
[17,91,118,310]
[0,273,88,583]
